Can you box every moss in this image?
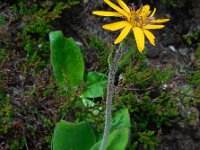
[90,36,109,72]
[115,88,179,149]
[183,27,200,47]
[110,46,178,149]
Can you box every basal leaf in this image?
[49,31,84,88]
[81,71,107,98]
[90,128,129,150]
[110,108,131,132]
[90,108,131,150]
[52,120,96,150]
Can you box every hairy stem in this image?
[100,43,123,150]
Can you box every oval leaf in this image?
[86,71,107,86]
[90,108,131,150]
[81,71,107,98]
[49,31,84,88]
[52,120,96,150]
[90,128,129,150]
[110,108,131,132]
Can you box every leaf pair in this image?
[52,108,131,150]
[50,31,107,99]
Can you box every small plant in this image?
[0,91,13,134]
[0,50,13,134]
[0,16,6,27]
[49,0,170,150]
[183,27,200,47]
[49,31,130,150]
[92,0,169,149]
[90,36,109,71]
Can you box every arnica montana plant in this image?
[93,0,170,52]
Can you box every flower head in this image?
[93,0,169,53]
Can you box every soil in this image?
[0,0,200,149]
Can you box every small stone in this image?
[178,47,188,56]
[168,45,176,52]
[146,46,159,58]
[192,127,200,140]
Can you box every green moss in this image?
[0,16,6,27]
[9,138,25,150]
[187,71,200,85]
[0,50,13,134]
[124,58,174,89]
[183,27,200,47]
[115,89,178,149]
[90,36,109,71]
[0,80,13,134]
[111,47,178,149]
[13,0,79,65]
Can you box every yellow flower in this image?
[93,0,170,53]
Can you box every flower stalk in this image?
[100,43,123,150]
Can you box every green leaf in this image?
[118,48,134,69]
[52,120,96,150]
[81,71,107,98]
[86,71,107,86]
[82,98,95,108]
[90,128,130,150]
[49,31,84,88]
[110,108,131,132]
[107,128,129,150]
[90,108,131,150]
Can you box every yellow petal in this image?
[103,21,131,31]
[137,5,150,15]
[149,8,156,17]
[114,24,132,44]
[132,27,145,53]
[92,11,122,17]
[104,0,129,18]
[144,25,164,29]
[117,0,130,13]
[151,19,170,23]
[138,5,151,22]
[141,5,150,13]
[143,29,155,46]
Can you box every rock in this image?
[7,87,20,96]
[177,139,195,150]
[192,127,200,140]
[178,47,188,56]
[168,45,176,52]
[146,45,160,58]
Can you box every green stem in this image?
[100,43,123,150]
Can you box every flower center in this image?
[128,5,144,28]
[130,12,143,27]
